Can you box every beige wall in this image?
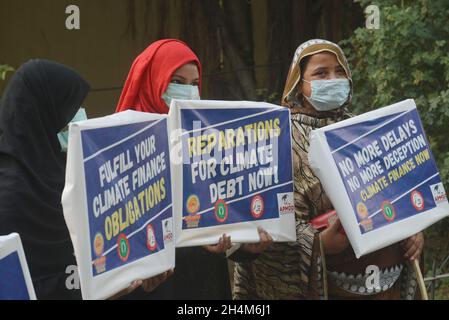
[1,1,359,117]
[0,0,185,118]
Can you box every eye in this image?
[337,68,346,75]
[316,71,327,78]
[171,79,183,84]
[191,81,199,86]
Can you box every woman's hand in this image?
[203,234,232,254]
[401,232,424,261]
[241,227,273,254]
[142,269,174,293]
[108,269,175,299]
[320,217,350,255]
[108,280,143,300]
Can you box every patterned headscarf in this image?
[281,39,353,115]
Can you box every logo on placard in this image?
[186,194,200,214]
[93,233,104,257]
[411,191,425,211]
[250,195,265,219]
[162,218,174,244]
[117,234,130,262]
[146,225,157,251]
[356,202,369,220]
[277,193,294,215]
[381,201,396,222]
[93,256,106,274]
[185,194,202,228]
[356,202,373,232]
[360,219,374,232]
[185,214,201,228]
[93,233,106,273]
[430,183,447,205]
[215,199,229,223]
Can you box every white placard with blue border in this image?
[62,111,175,300]
[309,99,449,258]
[169,100,297,247]
[0,233,37,300]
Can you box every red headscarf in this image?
[116,39,202,114]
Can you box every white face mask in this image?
[57,108,88,152]
[162,83,201,108]
[302,78,351,111]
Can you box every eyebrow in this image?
[172,74,187,80]
[172,74,200,81]
[311,67,329,73]
[312,65,345,73]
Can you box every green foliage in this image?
[0,64,14,80]
[342,0,449,298]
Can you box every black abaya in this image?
[0,59,90,299]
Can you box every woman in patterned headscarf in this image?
[233,39,424,300]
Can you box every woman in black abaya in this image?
[0,60,172,300]
[0,59,90,299]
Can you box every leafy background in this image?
[342,0,449,298]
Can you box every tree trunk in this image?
[200,0,257,100]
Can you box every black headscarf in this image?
[0,60,90,299]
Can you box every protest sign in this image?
[169,100,296,247]
[62,110,175,300]
[309,99,449,258]
[0,233,36,300]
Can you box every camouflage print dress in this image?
[233,111,419,300]
[233,112,340,299]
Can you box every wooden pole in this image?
[413,259,429,300]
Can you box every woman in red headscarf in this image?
[117,39,272,299]
[116,39,202,114]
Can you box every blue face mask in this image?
[303,78,351,111]
[162,83,201,108]
[57,108,88,152]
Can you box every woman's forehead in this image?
[173,63,199,76]
[306,52,340,67]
